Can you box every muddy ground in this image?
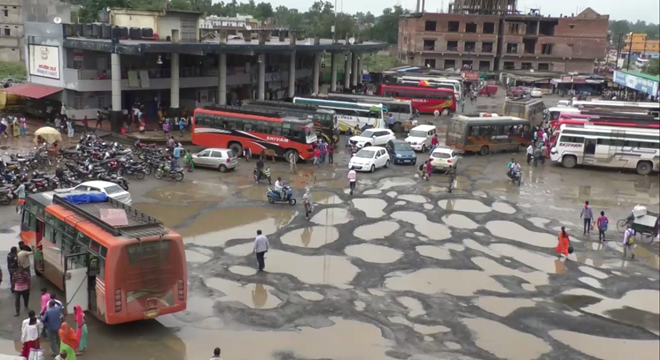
[1,98,659,360]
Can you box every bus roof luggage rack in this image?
[52,194,167,238]
[243,100,320,111]
[204,105,283,118]
[581,110,659,121]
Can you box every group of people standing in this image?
[313,138,335,166]
[0,116,27,139]
[526,125,552,167]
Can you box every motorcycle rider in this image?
[274,177,285,200]
[255,157,265,182]
[510,160,521,181]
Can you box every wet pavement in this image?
[1,102,659,360]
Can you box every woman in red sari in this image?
[556,226,570,257]
[20,310,42,357]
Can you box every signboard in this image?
[29,45,60,79]
[461,71,479,81]
[613,71,659,96]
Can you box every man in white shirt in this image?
[526,144,534,165]
[274,177,285,200]
[542,130,548,143]
[348,167,357,195]
[253,230,269,271]
[210,347,223,360]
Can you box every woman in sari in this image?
[59,322,78,360]
[556,226,570,258]
[74,305,88,354]
[20,310,42,357]
[12,117,19,137]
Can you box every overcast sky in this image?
[262,0,659,23]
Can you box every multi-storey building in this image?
[0,0,23,61]
[623,33,660,56]
[398,7,609,74]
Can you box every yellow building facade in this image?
[624,33,660,54]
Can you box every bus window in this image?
[559,136,584,143]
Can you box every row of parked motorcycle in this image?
[0,135,186,205]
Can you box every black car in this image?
[385,140,417,165]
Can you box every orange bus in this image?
[20,192,187,324]
[193,106,318,161]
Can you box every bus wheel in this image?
[284,149,298,162]
[636,161,653,175]
[479,146,490,156]
[393,122,402,133]
[441,109,450,117]
[229,142,243,158]
[562,155,577,168]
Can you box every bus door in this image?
[583,138,597,164]
[64,252,90,313]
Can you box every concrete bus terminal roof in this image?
[63,37,388,56]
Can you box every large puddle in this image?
[310,208,353,226]
[146,181,227,202]
[441,214,479,229]
[485,221,558,248]
[472,256,549,287]
[391,211,452,240]
[416,244,464,261]
[384,268,509,296]
[185,247,213,263]
[397,296,426,317]
[398,194,429,203]
[378,177,416,190]
[462,318,552,360]
[463,239,501,258]
[297,291,324,301]
[205,278,282,309]
[344,244,404,264]
[353,221,400,241]
[492,202,517,214]
[133,202,205,229]
[175,317,394,359]
[181,208,296,247]
[489,243,564,273]
[351,198,387,218]
[280,226,339,248]
[438,199,491,213]
[549,330,660,360]
[473,296,536,317]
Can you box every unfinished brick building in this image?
[398,4,609,74]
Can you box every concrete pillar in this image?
[312,52,321,95]
[352,53,359,87]
[330,53,338,92]
[357,55,364,84]
[258,54,265,100]
[218,53,227,105]
[110,53,122,133]
[170,53,180,110]
[344,53,351,89]
[288,50,296,98]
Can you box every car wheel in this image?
[412,159,416,165]
[370,164,376,173]
[385,160,390,168]
[479,146,490,156]
[421,144,427,153]
[219,165,228,173]
[365,143,371,147]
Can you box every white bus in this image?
[325,94,414,129]
[571,100,660,117]
[399,76,463,100]
[293,97,385,132]
[550,124,660,175]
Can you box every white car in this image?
[348,146,390,172]
[72,181,132,205]
[430,147,459,170]
[349,128,396,149]
[405,124,437,152]
[530,88,543,98]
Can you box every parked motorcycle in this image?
[154,163,184,181]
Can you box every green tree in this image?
[254,2,273,22]
[644,58,660,76]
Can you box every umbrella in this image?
[34,126,62,145]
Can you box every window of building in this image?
[464,41,476,52]
[538,63,550,70]
[447,40,458,51]
[3,28,9,36]
[444,59,456,70]
[423,39,435,51]
[424,21,437,32]
[98,96,106,109]
[503,61,515,70]
[521,62,533,70]
[424,59,436,68]
[506,43,518,54]
[73,95,83,109]
[541,44,553,55]
[508,23,520,34]
[462,60,473,70]
[539,21,557,36]
[482,42,493,53]
[465,22,477,33]
[448,21,460,32]
[478,60,490,71]
[523,39,537,54]
[483,22,495,34]
[2,10,7,17]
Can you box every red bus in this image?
[377,84,456,115]
[21,192,186,324]
[550,113,660,141]
[193,106,317,160]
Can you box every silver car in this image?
[192,148,238,172]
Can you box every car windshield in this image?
[104,185,125,195]
[433,151,451,159]
[358,130,376,138]
[394,143,413,151]
[355,150,376,158]
[409,130,427,137]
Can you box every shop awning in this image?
[2,83,62,99]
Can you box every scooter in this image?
[267,185,296,205]
[507,170,522,186]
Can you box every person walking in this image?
[66,118,74,140]
[20,310,42,358]
[13,266,31,317]
[58,322,78,360]
[387,113,395,130]
[622,225,636,259]
[7,246,18,292]
[555,227,571,258]
[40,300,63,356]
[426,159,433,180]
[12,116,19,137]
[313,146,321,168]
[73,305,88,355]
[596,211,609,242]
[178,117,186,137]
[288,150,297,173]
[210,347,223,359]
[302,188,314,219]
[319,140,326,163]
[328,143,335,164]
[17,243,32,274]
[460,98,465,113]
[173,143,182,169]
[540,144,548,165]
[433,109,440,120]
[253,230,269,272]
[163,121,170,138]
[580,201,593,235]
[348,166,357,195]
[526,144,534,165]
[95,111,102,129]
[429,134,438,155]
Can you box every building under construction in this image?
[399,3,609,73]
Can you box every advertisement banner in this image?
[29,45,60,79]
[461,71,479,81]
[613,71,659,96]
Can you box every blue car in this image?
[385,140,417,165]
